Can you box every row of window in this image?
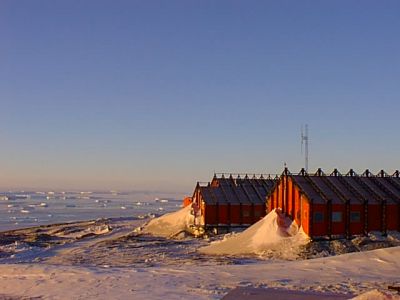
[313,211,361,223]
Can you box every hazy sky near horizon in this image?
[1,1,399,192]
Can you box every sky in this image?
[0,1,399,192]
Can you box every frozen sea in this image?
[0,190,183,232]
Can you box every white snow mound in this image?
[351,289,400,300]
[142,205,194,238]
[199,209,309,258]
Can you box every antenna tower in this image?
[301,124,309,172]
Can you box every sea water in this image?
[0,190,183,232]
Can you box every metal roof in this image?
[288,168,400,205]
[197,175,276,205]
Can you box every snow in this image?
[0,246,400,299]
[351,289,399,300]
[0,209,399,299]
[142,205,194,238]
[53,223,111,239]
[199,209,309,258]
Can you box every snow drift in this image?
[142,205,194,238]
[199,209,309,258]
[351,289,400,300]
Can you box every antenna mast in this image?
[301,124,309,172]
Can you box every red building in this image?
[267,168,400,239]
[192,174,276,231]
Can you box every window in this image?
[243,211,250,217]
[332,212,342,223]
[350,211,361,223]
[314,212,324,223]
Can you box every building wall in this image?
[267,187,276,211]
[254,204,266,221]
[294,189,302,227]
[331,203,346,236]
[348,204,364,235]
[203,203,266,226]
[278,182,283,212]
[368,204,382,231]
[203,203,216,225]
[230,204,241,225]
[311,203,328,237]
[387,204,399,230]
[301,197,310,236]
[287,177,294,218]
[218,204,229,225]
[267,176,311,236]
[240,204,251,225]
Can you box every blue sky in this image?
[0,1,399,192]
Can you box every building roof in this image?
[287,168,400,205]
[196,174,276,205]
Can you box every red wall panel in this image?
[311,203,328,237]
[241,204,253,224]
[349,204,364,235]
[368,204,381,231]
[294,190,301,227]
[331,204,345,235]
[301,199,311,236]
[254,205,266,222]
[217,204,229,225]
[387,204,399,230]
[204,204,217,225]
[229,205,241,225]
[287,178,293,217]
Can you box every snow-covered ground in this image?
[1,209,399,299]
[0,246,399,299]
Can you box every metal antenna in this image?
[301,124,309,172]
